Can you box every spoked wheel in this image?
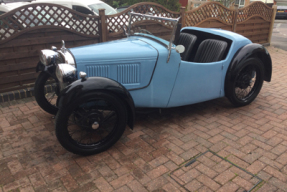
[55,92,127,155]
[34,71,60,115]
[226,58,264,107]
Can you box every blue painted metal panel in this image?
[69,38,157,62]
[69,38,158,90]
[167,28,252,107]
[128,36,181,108]
[117,64,140,84]
[167,60,223,107]
[86,65,109,77]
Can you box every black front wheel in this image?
[34,71,59,115]
[55,92,127,155]
[226,58,264,107]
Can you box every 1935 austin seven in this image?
[34,12,272,155]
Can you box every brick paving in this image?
[1,46,287,191]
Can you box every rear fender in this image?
[226,43,272,83]
[57,77,135,129]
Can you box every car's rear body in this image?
[276,6,287,19]
[0,2,29,15]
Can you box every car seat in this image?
[176,32,197,61]
[193,39,227,63]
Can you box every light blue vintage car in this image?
[35,12,272,155]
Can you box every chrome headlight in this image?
[58,51,76,67]
[56,64,77,83]
[39,50,58,66]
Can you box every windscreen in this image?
[128,13,178,43]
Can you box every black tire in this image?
[55,92,127,155]
[226,58,264,107]
[34,71,59,115]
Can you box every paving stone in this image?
[145,176,168,191]
[162,183,181,192]
[179,168,201,183]
[247,160,266,174]
[94,177,113,192]
[195,163,218,178]
[256,183,278,192]
[217,181,239,192]
[214,169,236,185]
[269,177,287,191]
[197,174,221,191]
[184,179,202,191]
[232,176,253,190]
[146,165,168,179]
[127,180,148,192]
[275,153,287,165]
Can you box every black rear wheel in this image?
[226,58,264,107]
[55,92,127,155]
[34,71,59,115]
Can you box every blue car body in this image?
[34,13,272,156]
[69,27,252,108]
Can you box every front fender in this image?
[226,43,272,82]
[57,77,135,129]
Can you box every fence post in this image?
[180,7,186,28]
[268,5,277,44]
[187,0,193,11]
[232,5,239,32]
[99,9,107,42]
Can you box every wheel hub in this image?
[86,112,103,132]
[92,122,99,130]
[237,73,252,89]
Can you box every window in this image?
[235,0,245,7]
[72,6,94,15]
[88,3,117,15]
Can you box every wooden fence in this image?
[0,1,276,94]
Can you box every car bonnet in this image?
[69,37,158,65]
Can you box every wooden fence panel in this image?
[236,2,273,23]
[185,2,235,27]
[106,2,180,41]
[195,19,233,31]
[0,3,100,93]
[235,2,273,44]
[184,1,275,45]
[236,16,270,43]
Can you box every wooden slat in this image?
[247,35,269,41]
[0,62,35,73]
[0,34,99,48]
[0,72,38,84]
[237,17,270,24]
[236,23,270,31]
[197,20,232,28]
[0,50,38,60]
[237,30,269,37]
[0,82,36,93]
